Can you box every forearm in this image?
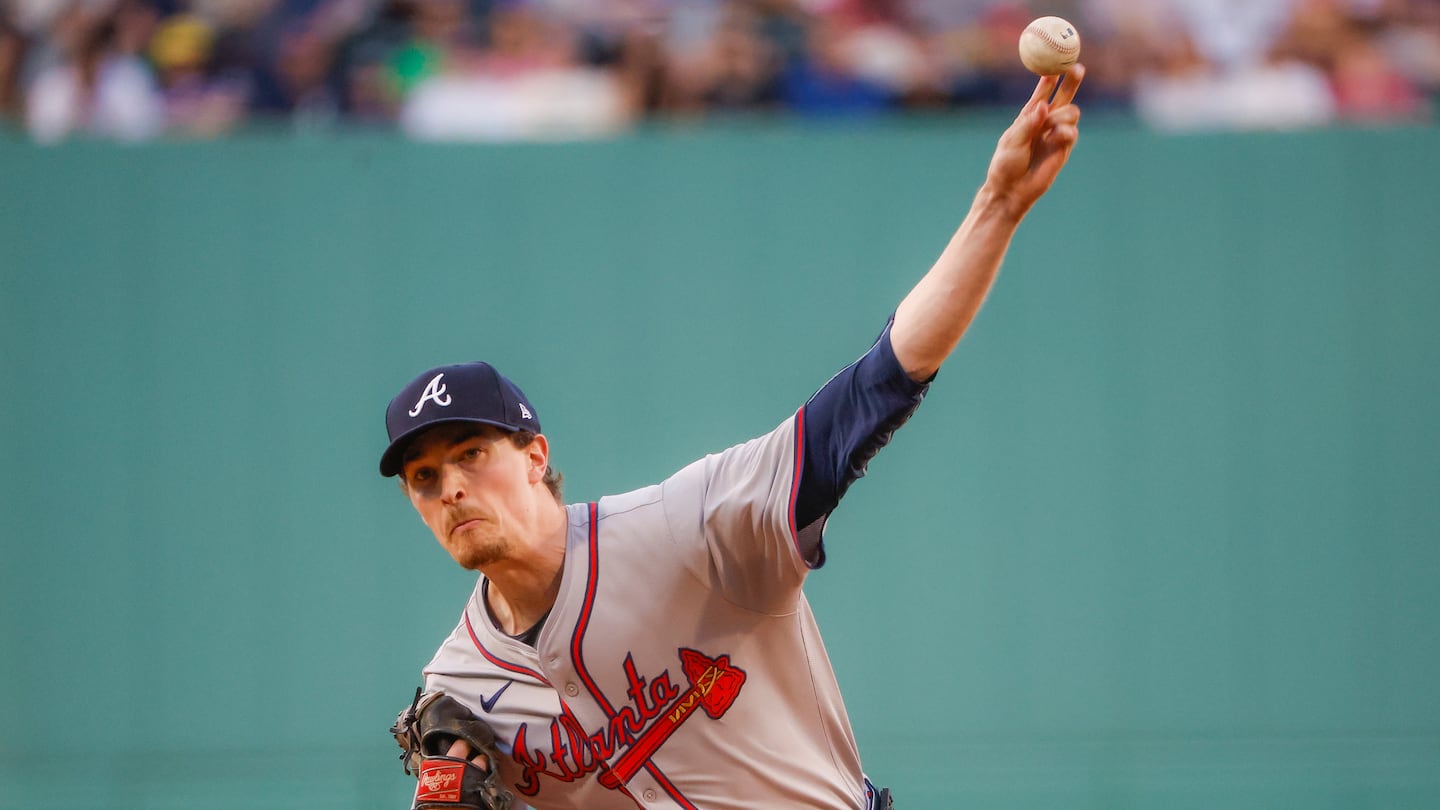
[890,184,1025,382]
[891,64,1085,382]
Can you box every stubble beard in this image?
[450,525,510,570]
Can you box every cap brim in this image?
[378,417,523,477]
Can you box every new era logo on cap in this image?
[379,361,539,477]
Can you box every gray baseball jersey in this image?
[423,413,866,809]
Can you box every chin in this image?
[451,539,507,570]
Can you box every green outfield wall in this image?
[2,121,1438,808]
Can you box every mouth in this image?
[449,517,485,537]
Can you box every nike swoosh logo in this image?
[479,681,512,714]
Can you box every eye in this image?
[460,446,483,461]
[409,467,436,486]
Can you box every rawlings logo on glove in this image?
[418,762,464,801]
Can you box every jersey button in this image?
[643,789,658,801]
[564,682,579,696]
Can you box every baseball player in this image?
[383,68,1085,810]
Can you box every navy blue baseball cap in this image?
[379,361,541,477]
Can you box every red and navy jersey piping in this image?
[570,502,700,809]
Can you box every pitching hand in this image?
[985,64,1085,220]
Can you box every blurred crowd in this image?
[0,0,1436,142]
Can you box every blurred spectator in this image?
[252,16,343,125]
[1326,2,1431,122]
[826,0,944,108]
[1166,0,1299,69]
[779,13,891,115]
[399,3,628,140]
[1330,26,1426,121]
[1133,47,1338,131]
[1,0,1434,141]
[1,14,27,123]
[1131,2,1338,132]
[247,0,371,129]
[149,12,246,135]
[25,0,165,142]
[669,0,783,113]
[942,3,1051,108]
[1381,0,1440,101]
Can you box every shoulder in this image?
[562,415,802,533]
[565,484,665,524]
[598,483,665,517]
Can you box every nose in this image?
[438,463,467,505]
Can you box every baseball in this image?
[1019,16,1081,76]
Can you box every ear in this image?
[525,433,550,484]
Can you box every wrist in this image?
[972,183,1029,228]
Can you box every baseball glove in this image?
[391,689,515,810]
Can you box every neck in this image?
[482,497,568,635]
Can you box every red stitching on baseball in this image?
[1029,26,1079,54]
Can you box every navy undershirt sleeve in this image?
[795,318,932,532]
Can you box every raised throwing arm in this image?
[891,66,1085,382]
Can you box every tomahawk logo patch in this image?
[511,648,746,796]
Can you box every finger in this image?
[1047,104,1082,127]
[1005,72,1064,147]
[446,738,470,759]
[1043,105,1081,149]
[471,752,492,771]
[1027,73,1061,109]
[1044,124,1079,149]
[1051,63,1086,108]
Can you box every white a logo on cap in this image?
[519,403,532,420]
[409,373,452,417]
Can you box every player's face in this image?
[400,423,546,570]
